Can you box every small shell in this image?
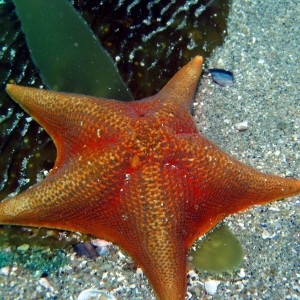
[77,289,116,300]
[234,120,249,131]
[208,68,234,87]
[204,280,220,295]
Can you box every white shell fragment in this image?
[204,280,221,295]
[238,268,246,278]
[77,288,116,300]
[234,120,249,131]
[38,277,55,292]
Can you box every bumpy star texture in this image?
[1,56,299,299]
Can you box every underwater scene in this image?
[0,0,299,299]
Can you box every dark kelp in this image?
[74,0,231,98]
[12,0,133,100]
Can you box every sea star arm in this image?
[158,55,203,109]
[115,163,190,300]
[173,133,300,247]
[6,84,136,173]
[130,56,203,135]
[0,145,129,232]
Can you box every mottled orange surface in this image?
[1,56,299,299]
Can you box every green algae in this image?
[0,250,15,269]
[12,0,133,100]
[0,226,78,273]
[0,247,68,274]
[189,224,244,272]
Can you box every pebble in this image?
[77,288,116,300]
[262,229,276,239]
[136,267,144,279]
[204,280,220,295]
[38,277,55,292]
[97,246,110,257]
[117,250,126,261]
[187,269,198,280]
[238,268,246,278]
[234,120,249,131]
[91,239,112,257]
[17,243,30,251]
[0,266,18,275]
[73,242,98,259]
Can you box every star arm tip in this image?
[159,56,203,107]
[193,55,204,64]
[6,83,25,103]
[174,133,300,220]
[5,83,14,91]
[117,163,190,300]
[149,56,204,125]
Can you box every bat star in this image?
[1,56,299,299]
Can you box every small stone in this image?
[187,270,198,279]
[117,275,126,282]
[17,243,30,251]
[77,288,116,300]
[238,268,246,278]
[39,277,55,292]
[0,267,10,276]
[45,230,57,237]
[204,280,220,295]
[91,239,112,257]
[117,250,126,261]
[73,242,98,259]
[98,246,110,256]
[234,120,249,131]
[0,266,18,275]
[262,230,276,239]
[136,267,144,279]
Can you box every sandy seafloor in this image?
[0,0,299,299]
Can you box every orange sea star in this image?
[0,56,299,299]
